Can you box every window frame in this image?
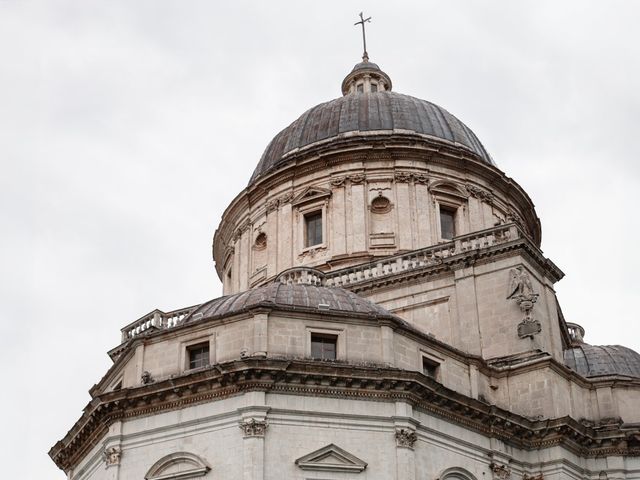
[438,204,457,241]
[296,201,328,254]
[310,332,338,360]
[304,210,323,248]
[420,350,442,381]
[182,337,214,372]
[306,327,345,361]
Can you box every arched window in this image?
[145,452,210,479]
[438,466,478,480]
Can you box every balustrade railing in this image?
[325,223,520,289]
[120,306,198,342]
[117,224,522,343]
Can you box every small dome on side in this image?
[564,343,640,379]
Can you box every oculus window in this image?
[311,333,337,360]
[187,343,209,370]
[305,211,323,247]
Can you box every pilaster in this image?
[393,401,418,480]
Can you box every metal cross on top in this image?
[354,12,372,62]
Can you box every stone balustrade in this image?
[118,224,521,342]
[566,322,586,344]
[275,267,326,286]
[120,306,198,342]
[325,223,520,289]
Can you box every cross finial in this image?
[354,12,372,62]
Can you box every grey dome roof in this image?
[249,91,494,184]
[564,343,640,379]
[185,282,397,323]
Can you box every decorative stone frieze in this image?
[330,176,346,187]
[278,191,294,204]
[523,474,543,480]
[394,171,412,183]
[348,173,366,184]
[49,357,640,471]
[103,446,121,467]
[298,245,327,259]
[239,418,268,437]
[466,184,494,203]
[265,198,279,213]
[395,428,417,449]
[489,463,511,480]
[413,173,429,185]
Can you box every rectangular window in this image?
[187,342,210,369]
[439,207,456,240]
[305,211,323,247]
[371,83,378,93]
[357,83,364,93]
[311,333,337,360]
[422,357,439,379]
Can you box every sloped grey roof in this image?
[249,91,493,184]
[184,282,397,322]
[564,343,640,379]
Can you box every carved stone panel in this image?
[489,463,511,480]
[239,418,268,437]
[395,428,417,449]
[103,446,122,467]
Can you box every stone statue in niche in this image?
[507,266,541,338]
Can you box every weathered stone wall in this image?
[105,310,640,425]
[68,392,640,480]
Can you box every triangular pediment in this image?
[292,186,331,206]
[428,181,468,199]
[295,443,367,472]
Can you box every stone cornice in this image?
[50,358,640,472]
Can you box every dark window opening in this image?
[422,357,439,379]
[439,207,456,240]
[305,211,323,247]
[311,333,337,360]
[371,83,378,93]
[188,343,210,369]
[356,83,364,93]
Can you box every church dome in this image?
[185,278,398,323]
[249,60,494,185]
[564,343,640,379]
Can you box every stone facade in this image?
[50,56,640,479]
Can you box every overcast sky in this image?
[1,1,639,477]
